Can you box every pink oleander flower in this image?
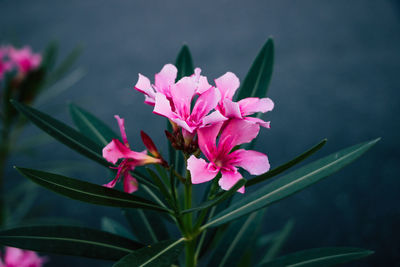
[134,64,212,106]
[215,72,274,128]
[102,115,163,193]
[0,247,47,267]
[153,74,227,140]
[187,119,270,193]
[8,46,41,74]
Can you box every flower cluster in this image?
[103,64,273,193]
[0,247,47,267]
[0,46,41,80]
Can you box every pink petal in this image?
[103,139,158,165]
[214,72,240,102]
[202,110,228,126]
[153,92,174,119]
[103,139,130,164]
[154,64,177,98]
[197,122,224,161]
[219,169,245,193]
[4,247,23,265]
[193,68,213,94]
[144,95,156,106]
[229,149,270,175]
[222,98,242,118]
[171,117,194,133]
[187,155,219,184]
[219,119,260,150]
[104,177,119,189]
[245,117,271,128]
[238,97,274,116]
[191,87,221,122]
[170,77,196,119]
[134,74,156,104]
[123,171,139,193]
[114,115,129,145]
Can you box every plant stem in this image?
[185,238,197,267]
[0,121,11,227]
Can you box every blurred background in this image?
[1,0,399,266]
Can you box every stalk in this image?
[0,121,11,227]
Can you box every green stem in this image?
[0,122,11,227]
[185,238,197,267]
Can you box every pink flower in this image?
[8,46,41,74]
[134,64,178,106]
[215,72,274,128]
[187,119,270,193]
[134,64,212,106]
[0,247,47,267]
[102,115,163,193]
[153,74,226,138]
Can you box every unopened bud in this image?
[141,131,160,158]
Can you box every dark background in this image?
[1,0,399,266]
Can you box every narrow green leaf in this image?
[247,139,327,187]
[146,168,173,205]
[41,41,58,71]
[181,179,246,214]
[0,225,143,261]
[45,44,83,87]
[113,239,184,267]
[69,103,119,146]
[258,247,374,267]
[123,208,170,244]
[175,44,194,80]
[11,100,110,167]
[236,38,274,100]
[203,138,380,228]
[208,209,266,267]
[262,219,295,262]
[101,217,135,240]
[15,167,169,212]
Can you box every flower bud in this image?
[141,131,160,158]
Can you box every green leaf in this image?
[45,44,83,87]
[236,38,274,100]
[101,217,135,240]
[0,225,144,261]
[69,103,119,146]
[258,247,374,267]
[208,208,266,267]
[247,139,327,187]
[41,41,58,71]
[123,208,170,244]
[15,167,170,212]
[113,239,184,267]
[175,44,194,80]
[261,219,295,262]
[11,100,110,167]
[146,168,173,206]
[203,138,380,228]
[181,179,246,214]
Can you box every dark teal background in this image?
[1,0,399,266]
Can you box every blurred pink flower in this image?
[187,119,270,193]
[102,115,163,193]
[8,46,41,74]
[0,247,47,267]
[215,72,274,128]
